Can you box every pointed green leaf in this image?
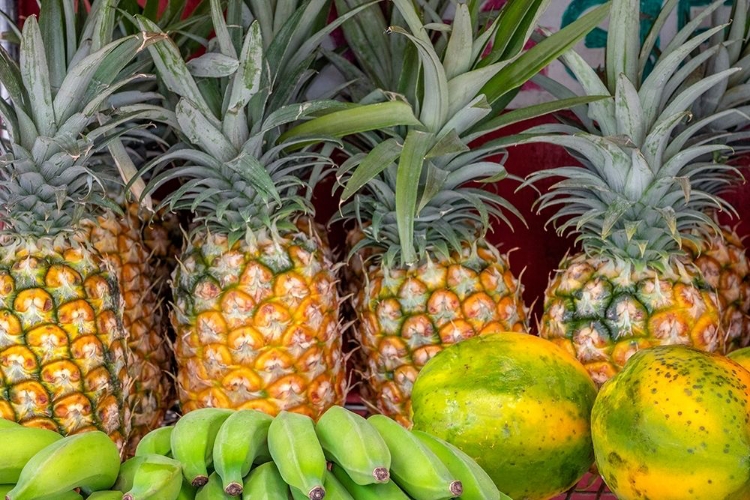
[606,0,639,93]
[341,138,403,201]
[20,16,56,137]
[176,98,237,162]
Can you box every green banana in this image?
[213,410,273,495]
[367,415,462,500]
[268,411,326,500]
[412,430,502,500]
[123,454,183,500]
[0,427,63,483]
[322,472,354,500]
[135,425,174,457]
[330,465,410,500]
[195,473,233,500]
[241,462,289,500]
[86,491,124,500]
[0,488,81,500]
[0,419,19,429]
[315,407,390,485]
[171,408,233,487]
[177,478,197,500]
[114,456,146,492]
[5,431,120,500]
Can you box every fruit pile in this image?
[0,406,508,500]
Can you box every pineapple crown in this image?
[327,0,608,268]
[135,0,418,246]
[521,0,743,271]
[0,0,166,239]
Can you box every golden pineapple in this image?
[524,0,737,385]
[172,224,344,416]
[84,207,173,454]
[354,245,526,425]
[332,0,607,423]
[689,223,750,352]
[135,0,409,418]
[0,7,163,450]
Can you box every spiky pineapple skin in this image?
[690,225,750,353]
[84,209,173,455]
[355,243,528,426]
[171,224,346,418]
[0,238,130,450]
[540,253,723,386]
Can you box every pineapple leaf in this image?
[615,74,644,146]
[341,138,403,201]
[187,53,240,78]
[225,152,281,205]
[638,0,678,77]
[39,0,66,93]
[388,26,449,133]
[606,0,639,93]
[176,98,238,162]
[417,163,449,212]
[210,0,238,59]
[396,129,434,265]
[483,0,549,66]
[468,95,610,141]
[657,68,741,128]
[482,2,610,106]
[136,15,220,127]
[20,16,56,137]
[0,46,28,110]
[443,3,472,81]
[281,101,421,143]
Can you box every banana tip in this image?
[308,486,326,500]
[450,480,463,496]
[123,495,133,500]
[225,483,243,496]
[191,475,209,488]
[373,467,389,482]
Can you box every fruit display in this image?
[523,0,738,385]
[411,332,598,500]
[591,345,750,499]
[4,0,750,498]
[332,0,607,425]
[0,406,505,500]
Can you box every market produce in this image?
[411,332,598,500]
[86,492,123,500]
[133,0,415,421]
[121,455,183,500]
[688,220,750,352]
[195,473,232,500]
[368,415,462,500]
[212,410,273,495]
[330,0,608,426]
[268,411,327,500]
[728,346,750,370]
[241,463,289,500]
[330,464,411,500]
[412,430,502,500]
[5,432,120,500]
[0,427,62,483]
[523,0,736,385]
[315,405,390,485]
[170,408,232,487]
[0,1,165,451]
[134,425,173,457]
[592,345,750,499]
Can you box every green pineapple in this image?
[523,0,741,385]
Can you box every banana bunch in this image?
[126,405,504,500]
[0,404,504,500]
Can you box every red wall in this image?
[14,0,750,325]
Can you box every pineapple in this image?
[0,6,163,451]
[523,0,741,385]
[679,0,750,352]
[83,202,173,454]
[330,0,608,423]
[136,0,416,417]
